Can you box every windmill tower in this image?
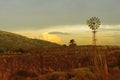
[87,17,108,80]
[87,17,101,45]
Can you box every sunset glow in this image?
[0,0,120,45]
[13,24,120,45]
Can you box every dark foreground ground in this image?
[0,46,120,80]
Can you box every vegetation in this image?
[0,46,120,80]
[69,39,77,47]
[0,30,120,80]
[9,70,39,80]
[0,30,59,52]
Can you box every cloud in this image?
[42,33,63,44]
[101,29,120,31]
[12,24,120,45]
[99,25,120,32]
[48,31,71,35]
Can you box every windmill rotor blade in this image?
[87,17,101,30]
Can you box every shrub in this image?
[46,74,59,80]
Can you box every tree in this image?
[69,39,76,47]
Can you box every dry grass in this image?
[0,46,120,80]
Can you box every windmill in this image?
[87,17,101,45]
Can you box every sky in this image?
[0,0,120,45]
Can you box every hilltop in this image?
[0,30,60,52]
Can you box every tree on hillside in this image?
[69,39,77,47]
[63,44,67,47]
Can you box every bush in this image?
[8,70,38,80]
[46,74,59,80]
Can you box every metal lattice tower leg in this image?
[93,30,97,45]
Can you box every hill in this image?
[0,30,60,52]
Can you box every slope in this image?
[0,30,60,52]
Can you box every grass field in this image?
[0,45,120,80]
